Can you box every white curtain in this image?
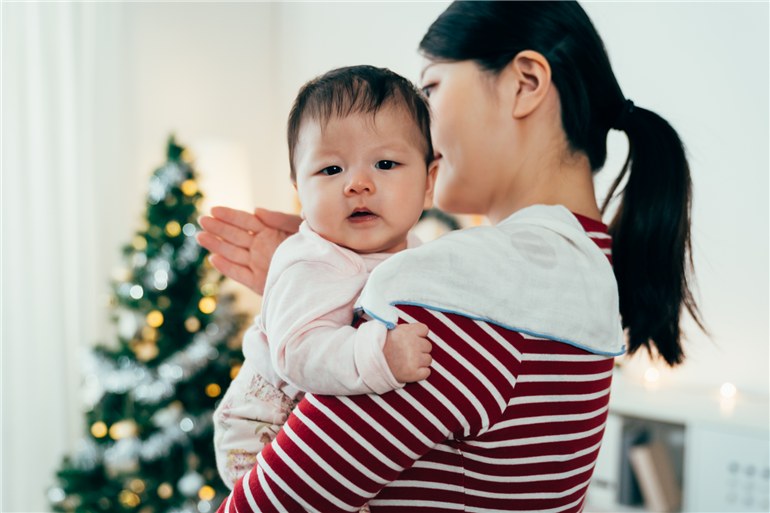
[2,3,128,510]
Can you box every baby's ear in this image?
[423,161,439,209]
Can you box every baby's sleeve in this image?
[264,261,402,396]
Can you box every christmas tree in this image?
[50,136,248,513]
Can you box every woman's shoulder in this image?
[358,205,624,355]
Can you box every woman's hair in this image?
[287,65,433,181]
[420,1,704,366]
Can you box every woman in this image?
[199,2,702,511]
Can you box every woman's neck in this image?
[488,151,602,224]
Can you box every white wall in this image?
[2,1,768,510]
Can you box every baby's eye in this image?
[375,160,398,170]
[320,166,343,176]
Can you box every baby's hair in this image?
[287,65,433,181]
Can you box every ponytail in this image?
[601,105,705,366]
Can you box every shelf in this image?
[608,369,769,433]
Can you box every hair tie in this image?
[612,99,635,131]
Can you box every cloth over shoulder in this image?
[356,204,625,356]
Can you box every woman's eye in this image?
[421,84,436,98]
[320,166,343,176]
[375,160,397,170]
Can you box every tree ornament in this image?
[104,437,140,476]
[109,419,138,440]
[178,471,204,497]
[118,309,140,339]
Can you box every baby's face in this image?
[292,105,435,254]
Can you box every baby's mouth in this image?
[348,208,378,222]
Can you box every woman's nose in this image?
[344,169,375,195]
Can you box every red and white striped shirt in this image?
[218,215,616,513]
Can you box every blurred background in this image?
[2,2,768,512]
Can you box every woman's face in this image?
[420,59,515,218]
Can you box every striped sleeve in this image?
[216,305,524,512]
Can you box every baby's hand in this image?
[383,323,432,383]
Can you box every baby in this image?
[213,65,437,489]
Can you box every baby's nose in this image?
[344,169,375,195]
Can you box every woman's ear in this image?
[506,50,552,119]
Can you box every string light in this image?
[205,383,221,398]
[129,478,146,494]
[133,341,159,362]
[141,326,159,341]
[181,179,198,197]
[230,364,241,380]
[146,310,164,328]
[157,295,171,309]
[201,283,218,297]
[165,195,178,207]
[109,419,138,440]
[119,490,141,508]
[185,317,201,332]
[91,421,108,438]
[133,235,147,251]
[720,382,737,398]
[165,221,182,237]
[129,285,144,300]
[643,367,660,384]
[198,485,216,501]
[198,297,217,314]
[157,482,173,499]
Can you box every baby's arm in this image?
[265,262,431,395]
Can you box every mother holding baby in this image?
[199,2,702,511]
